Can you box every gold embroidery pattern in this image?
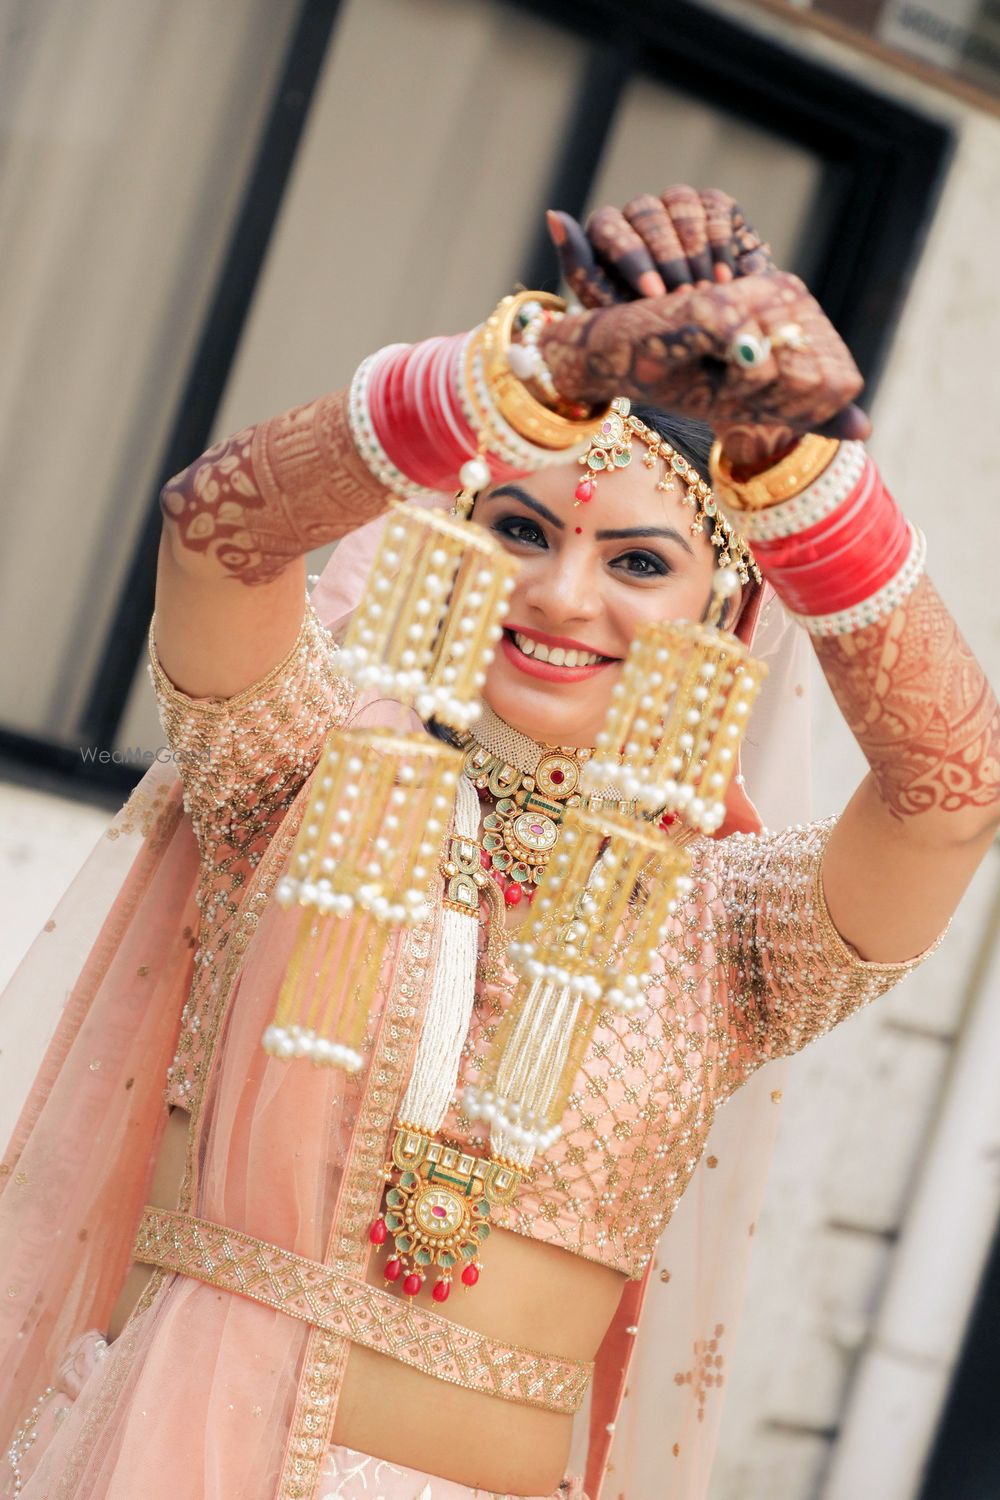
[673,1323,726,1423]
[280,917,439,1498]
[133,1207,591,1416]
[152,592,930,1285]
[445,819,933,1277]
[148,603,353,1115]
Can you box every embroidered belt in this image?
[132,1206,592,1416]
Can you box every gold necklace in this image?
[458,708,632,907]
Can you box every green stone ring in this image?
[728,333,772,369]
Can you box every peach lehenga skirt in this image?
[2,1330,585,1500]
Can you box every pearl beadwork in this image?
[464,809,692,1161]
[266,730,463,1069]
[585,610,767,835]
[337,503,516,731]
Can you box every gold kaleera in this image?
[463,807,692,1160]
[582,573,768,835]
[464,572,769,1166]
[336,501,516,732]
[264,503,517,1072]
[264,730,462,1070]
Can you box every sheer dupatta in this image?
[0,768,199,1437]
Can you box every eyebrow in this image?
[594,525,694,555]
[484,487,694,557]
[483,485,564,529]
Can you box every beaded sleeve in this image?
[148,603,354,1108]
[148,602,353,856]
[697,818,944,1094]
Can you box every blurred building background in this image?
[1,1,999,1495]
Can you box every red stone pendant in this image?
[368,1217,388,1246]
[373,1127,522,1304]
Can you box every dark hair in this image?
[628,405,714,486]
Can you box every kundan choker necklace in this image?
[457,706,631,906]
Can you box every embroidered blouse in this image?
[150,605,929,1278]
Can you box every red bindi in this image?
[575,526,582,534]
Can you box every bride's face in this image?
[472,446,723,746]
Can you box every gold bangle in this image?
[709,434,840,511]
[481,291,610,452]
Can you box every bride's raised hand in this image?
[546,185,774,305]
[542,186,870,464]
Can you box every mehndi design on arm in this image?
[160,389,389,585]
[814,575,1000,820]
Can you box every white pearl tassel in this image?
[397,776,480,1135]
[464,977,584,1169]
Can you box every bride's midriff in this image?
[109,1105,625,1495]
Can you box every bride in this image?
[1,185,995,1500]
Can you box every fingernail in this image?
[545,210,566,245]
[713,264,734,284]
[637,269,667,298]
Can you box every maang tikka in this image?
[574,398,760,585]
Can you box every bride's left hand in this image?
[546,185,774,303]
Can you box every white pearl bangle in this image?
[720,441,868,544]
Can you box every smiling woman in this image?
[1,186,996,1500]
[476,412,724,745]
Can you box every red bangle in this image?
[379,338,472,488]
[747,458,917,622]
[756,483,910,613]
[363,334,532,493]
[746,458,879,574]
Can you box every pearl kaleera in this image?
[264,500,514,1074]
[264,731,463,1071]
[336,501,517,731]
[464,570,768,1169]
[582,571,768,834]
[463,809,692,1159]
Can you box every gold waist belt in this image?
[133,1206,592,1416]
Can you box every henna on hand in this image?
[730,201,775,277]
[160,389,390,585]
[586,205,667,298]
[623,193,692,289]
[547,186,776,309]
[538,271,864,437]
[815,574,1000,822]
[659,185,716,285]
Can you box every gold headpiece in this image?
[577,398,761,585]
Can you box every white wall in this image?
[701,5,1000,1496]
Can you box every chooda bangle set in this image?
[711,438,926,636]
[347,291,608,511]
[263,498,767,1303]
